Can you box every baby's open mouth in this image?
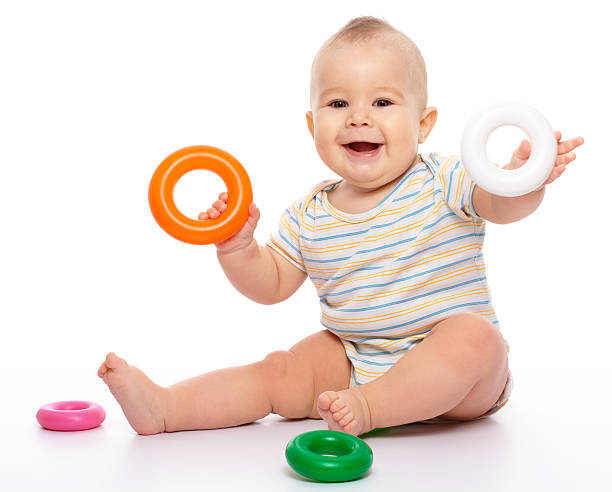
[342,141,383,158]
[345,142,381,152]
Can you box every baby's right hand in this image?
[198,192,260,254]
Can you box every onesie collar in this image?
[321,154,426,224]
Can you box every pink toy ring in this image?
[36,401,106,431]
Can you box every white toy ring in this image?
[461,102,557,197]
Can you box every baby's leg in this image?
[317,313,509,435]
[98,330,350,434]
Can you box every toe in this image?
[339,412,354,428]
[344,420,360,436]
[330,398,347,413]
[105,352,126,369]
[332,405,351,422]
[317,391,338,412]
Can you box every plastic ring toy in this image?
[285,430,373,482]
[461,102,557,197]
[36,401,106,431]
[148,145,253,245]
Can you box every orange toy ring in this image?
[148,145,253,245]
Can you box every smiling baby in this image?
[98,16,583,436]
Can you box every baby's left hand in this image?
[505,131,584,188]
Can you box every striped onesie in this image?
[267,152,503,388]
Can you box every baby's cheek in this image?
[312,128,333,152]
[314,142,341,173]
[314,139,335,163]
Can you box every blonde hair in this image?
[311,16,428,110]
[329,16,398,43]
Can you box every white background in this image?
[1,0,609,490]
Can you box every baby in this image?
[98,16,583,436]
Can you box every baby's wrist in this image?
[216,236,257,257]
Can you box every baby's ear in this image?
[418,106,438,143]
[305,111,315,139]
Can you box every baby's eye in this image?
[330,100,348,109]
[374,99,393,107]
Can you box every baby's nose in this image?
[346,107,372,127]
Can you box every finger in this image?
[206,207,220,219]
[552,165,566,181]
[212,199,227,212]
[512,139,531,161]
[558,152,576,166]
[246,203,260,226]
[554,130,562,141]
[198,211,208,220]
[557,136,584,154]
[218,192,228,201]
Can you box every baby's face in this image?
[307,38,434,192]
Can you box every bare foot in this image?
[317,389,373,436]
[97,352,167,435]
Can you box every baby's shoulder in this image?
[421,152,462,171]
[295,178,339,215]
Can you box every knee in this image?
[258,350,314,418]
[259,351,292,392]
[461,314,506,363]
[262,349,295,375]
[441,313,507,365]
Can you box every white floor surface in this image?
[3,368,610,492]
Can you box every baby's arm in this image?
[200,193,307,304]
[472,132,583,223]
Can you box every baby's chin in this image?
[337,158,416,190]
[336,169,400,193]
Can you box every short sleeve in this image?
[435,155,480,220]
[266,199,307,272]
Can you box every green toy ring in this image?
[285,430,373,482]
